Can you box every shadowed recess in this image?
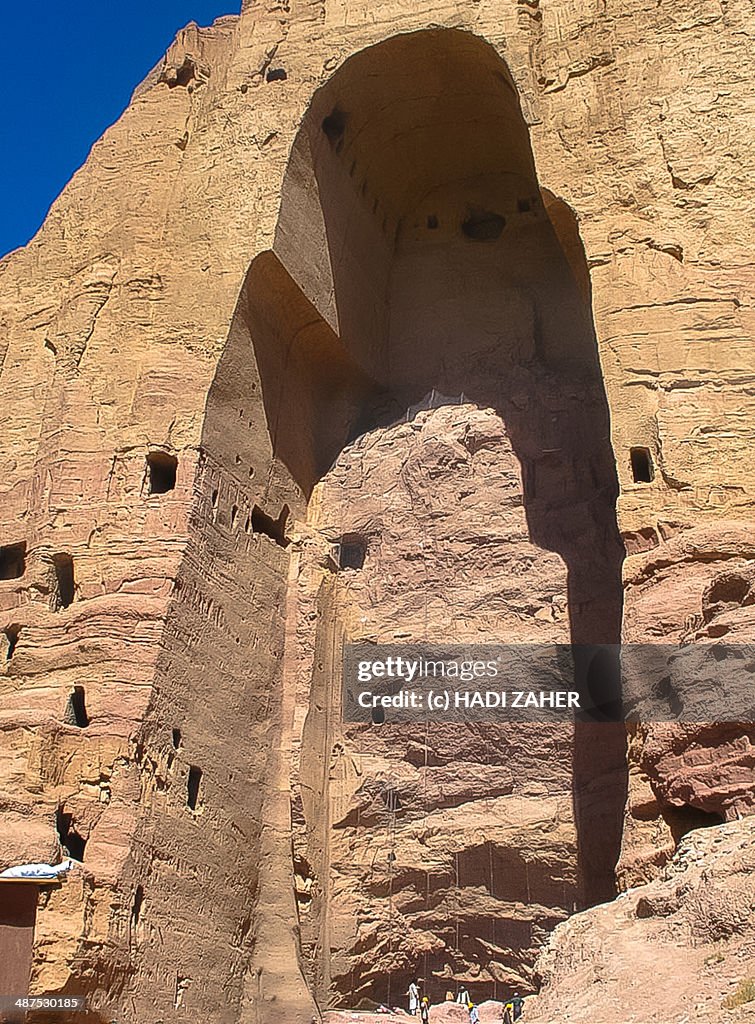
[199,25,628,1009]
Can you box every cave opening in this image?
[321,109,347,146]
[187,766,203,811]
[56,809,87,861]
[703,573,751,621]
[65,686,89,728]
[131,884,145,928]
[461,208,506,241]
[630,446,654,483]
[4,624,20,660]
[662,803,725,844]
[336,534,367,570]
[251,504,290,547]
[147,451,178,494]
[51,553,75,610]
[214,25,627,1011]
[0,542,26,581]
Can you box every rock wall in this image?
[0,0,752,1021]
[292,404,608,1003]
[617,523,755,889]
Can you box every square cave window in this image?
[0,542,26,580]
[337,534,367,570]
[147,452,178,494]
[630,447,654,484]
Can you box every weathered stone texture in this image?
[530,817,755,1024]
[0,0,752,1021]
[292,406,585,1002]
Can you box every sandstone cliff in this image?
[0,0,753,1021]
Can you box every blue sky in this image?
[0,1,237,259]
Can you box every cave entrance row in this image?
[220,27,627,1006]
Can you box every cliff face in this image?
[617,523,755,888]
[291,404,621,1003]
[0,0,753,1021]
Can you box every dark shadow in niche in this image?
[230,252,385,502]
[147,451,178,494]
[166,56,196,89]
[580,646,622,720]
[661,803,724,845]
[187,766,202,811]
[4,624,21,660]
[56,808,86,861]
[0,542,26,580]
[131,884,145,928]
[337,533,367,570]
[251,504,291,548]
[630,446,654,483]
[321,108,347,146]
[199,26,629,1003]
[51,553,75,611]
[462,208,506,240]
[64,686,89,728]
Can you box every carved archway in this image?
[198,27,628,1012]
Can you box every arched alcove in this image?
[250,29,625,655]
[195,26,628,1012]
[265,29,613,491]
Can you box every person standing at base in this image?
[420,996,430,1023]
[408,979,420,1016]
[468,1002,480,1024]
[457,986,471,1005]
[502,999,514,1024]
[512,992,524,1020]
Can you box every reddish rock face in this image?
[618,525,755,888]
[290,405,625,1004]
[531,817,755,1024]
[0,1,753,1021]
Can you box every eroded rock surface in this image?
[291,405,603,1003]
[531,818,755,1024]
[618,524,755,888]
[0,0,752,1020]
